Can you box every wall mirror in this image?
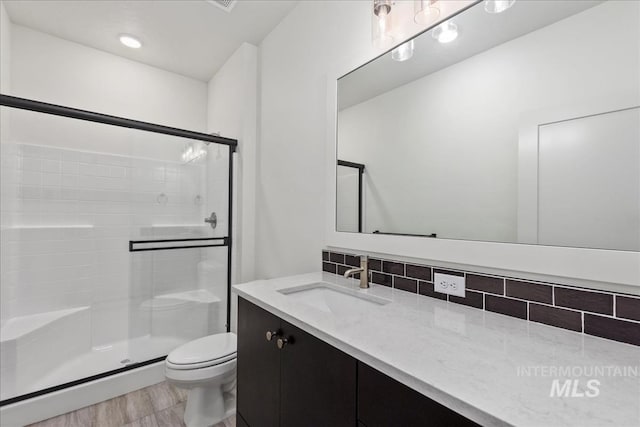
[336,0,639,252]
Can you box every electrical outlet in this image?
[434,272,465,298]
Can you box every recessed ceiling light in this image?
[432,21,458,44]
[391,40,415,62]
[484,0,516,14]
[119,34,142,49]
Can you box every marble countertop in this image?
[233,272,640,427]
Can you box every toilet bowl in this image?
[165,333,237,427]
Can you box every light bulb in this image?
[432,21,458,44]
[391,40,415,62]
[484,0,516,14]
[414,0,440,25]
[372,0,394,50]
[119,34,142,49]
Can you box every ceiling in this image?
[4,0,298,82]
[338,0,604,110]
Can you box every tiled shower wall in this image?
[322,250,640,347]
[0,142,210,345]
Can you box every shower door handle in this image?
[204,212,217,229]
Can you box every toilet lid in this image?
[167,332,237,369]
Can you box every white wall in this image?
[0,1,10,94]
[207,42,258,331]
[0,1,13,325]
[207,42,258,285]
[10,24,207,131]
[257,1,378,279]
[337,0,639,244]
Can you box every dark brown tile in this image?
[418,281,447,300]
[405,264,432,281]
[337,264,359,279]
[506,280,552,304]
[394,277,417,293]
[371,271,392,287]
[369,258,382,271]
[584,314,640,346]
[434,269,464,277]
[555,287,613,315]
[529,303,582,332]
[467,274,504,295]
[329,252,345,264]
[322,250,329,261]
[485,295,527,320]
[449,290,483,309]
[382,260,404,275]
[345,254,360,267]
[322,262,336,274]
[616,296,640,322]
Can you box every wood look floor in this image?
[27,381,236,427]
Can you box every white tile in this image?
[21,158,41,171]
[62,161,79,175]
[20,171,41,186]
[41,159,61,173]
[42,173,62,187]
[19,186,42,199]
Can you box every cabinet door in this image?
[237,298,282,427]
[279,320,357,427]
[358,362,479,427]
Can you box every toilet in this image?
[165,333,237,427]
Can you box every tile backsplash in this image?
[322,250,640,347]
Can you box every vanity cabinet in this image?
[237,297,357,427]
[237,297,477,427]
[358,362,479,427]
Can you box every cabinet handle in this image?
[277,337,288,349]
[266,331,279,341]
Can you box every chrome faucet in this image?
[343,255,370,289]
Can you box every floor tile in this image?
[94,395,128,427]
[154,402,186,427]
[123,388,155,422]
[27,406,94,427]
[145,382,182,412]
[121,414,158,427]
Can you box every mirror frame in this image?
[324,2,639,295]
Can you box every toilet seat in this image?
[166,332,237,370]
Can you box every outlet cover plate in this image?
[434,272,466,298]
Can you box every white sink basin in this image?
[278,282,390,314]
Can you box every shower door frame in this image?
[0,94,238,406]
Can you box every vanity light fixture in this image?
[414,0,440,25]
[432,21,458,43]
[119,34,142,49]
[372,0,395,49]
[391,39,415,62]
[484,0,516,14]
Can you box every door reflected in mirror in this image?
[336,0,640,251]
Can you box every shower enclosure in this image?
[0,95,236,405]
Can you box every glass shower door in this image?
[0,97,234,404]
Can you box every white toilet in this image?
[165,332,237,427]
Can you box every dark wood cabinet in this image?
[238,297,479,427]
[358,362,479,427]
[237,298,356,427]
[237,297,281,427]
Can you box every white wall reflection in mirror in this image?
[336,0,639,251]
